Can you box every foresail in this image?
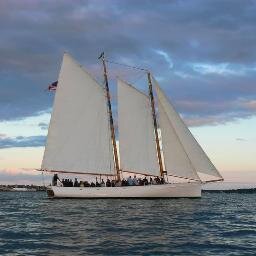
[41,53,115,175]
[153,77,223,181]
[118,79,159,176]
[158,101,200,180]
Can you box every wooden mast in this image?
[147,72,164,177]
[100,52,121,180]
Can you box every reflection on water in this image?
[0,192,256,255]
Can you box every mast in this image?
[147,72,165,177]
[100,52,121,180]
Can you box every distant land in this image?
[0,184,46,192]
[203,188,256,193]
[202,182,256,190]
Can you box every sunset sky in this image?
[0,0,255,185]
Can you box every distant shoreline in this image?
[203,188,256,193]
[0,184,46,192]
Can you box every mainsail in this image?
[153,77,223,181]
[41,53,115,175]
[117,79,159,176]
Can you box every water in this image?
[0,192,256,255]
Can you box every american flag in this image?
[48,81,58,91]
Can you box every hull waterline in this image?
[47,183,201,198]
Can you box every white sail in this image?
[158,101,200,180]
[42,53,115,175]
[153,77,223,181]
[118,79,159,176]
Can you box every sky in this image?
[0,0,255,185]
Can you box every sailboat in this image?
[41,52,223,198]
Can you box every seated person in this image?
[121,179,126,186]
[106,179,111,187]
[84,181,90,187]
[127,176,133,186]
[133,175,139,186]
[138,178,143,186]
[143,177,149,185]
[111,180,116,187]
[155,176,161,184]
[100,179,105,187]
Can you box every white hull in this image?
[47,183,201,198]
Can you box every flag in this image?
[48,81,58,91]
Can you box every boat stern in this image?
[46,186,55,198]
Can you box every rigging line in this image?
[130,72,147,85]
[106,60,148,72]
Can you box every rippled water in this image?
[0,192,256,255]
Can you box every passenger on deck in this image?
[111,180,116,187]
[90,182,96,187]
[115,180,122,187]
[150,177,153,185]
[74,178,79,187]
[100,179,105,187]
[157,177,161,184]
[121,179,126,186]
[84,181,90,187]
[138,178,143,186]
[96,178,101,187]
[160,177,165,184]
[106,179,111,187]
[79,181,84,187]
[52,174,61,186]
[143,177,149,185]
[133,175,139,186]
[127,176,133,186]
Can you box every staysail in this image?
[117,79,159,176]
[158,101,200,180]
[153,77,223,181]
[41,53,115,175]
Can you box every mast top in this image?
[98,52,105,61]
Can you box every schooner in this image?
[41,53,223,198]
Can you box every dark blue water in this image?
[0,192,255,255]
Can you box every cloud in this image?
[0,0,256,126]
[0,135,46,149]
[236,138,247,142]
[155,50,173,69]
[191,62,256,76]
[38,122,48,130]
[0,169,51,185]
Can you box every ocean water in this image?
[0,192,256,256]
